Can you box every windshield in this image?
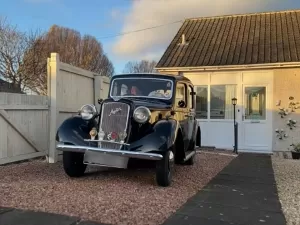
[110,78,173,100]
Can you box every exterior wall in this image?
[273,68,300,155]
[157,70,179,76]
[161,69,274,153]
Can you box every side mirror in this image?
[98,98,103,104]
[178,100,186,108]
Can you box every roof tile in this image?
[156,10,300,68]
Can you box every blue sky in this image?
[1,0,300,74]
[0,0,132,73]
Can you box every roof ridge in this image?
[185,8,300,21]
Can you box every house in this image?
[0,79,24,94]
[156,9,300,156]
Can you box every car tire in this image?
[63,151,87,177]
[155,150,174,187]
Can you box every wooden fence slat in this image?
[0,105,49,110]
[0,151,46,165]
[0,109,45,153]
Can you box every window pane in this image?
[187,85,194,109]
[176,83,185,103]
[210,85,236,119]
[244,86,266,120]
[195,86,208,119]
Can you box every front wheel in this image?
[63,151,87,177]
[155,150,174,187]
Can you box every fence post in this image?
[94,75,102,106]
[47,53,60,163]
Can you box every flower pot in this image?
[291,151,300,160]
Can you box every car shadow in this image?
[81,159,158,186]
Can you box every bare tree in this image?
[0,20,115,95]
[123,60,157,73]
[21,25,115,95]
[0,17,41,93]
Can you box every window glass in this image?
[110,78,173,99]
[187,85,194,109]
[210,85,236,119]
[195,86,208,119]
[244,86,266,120]
[175,83,186,104]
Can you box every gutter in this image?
[155,62,300,72]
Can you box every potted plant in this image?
[290,143,300,159]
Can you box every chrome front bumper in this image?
[56,143,163,161]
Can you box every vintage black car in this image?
[56,73,201,187]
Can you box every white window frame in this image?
[195,84,237,121]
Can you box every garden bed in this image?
[272,156,300,225]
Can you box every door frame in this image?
[238,73,273,153]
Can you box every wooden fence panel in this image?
[47,53,110,163]
[0,93,49,164]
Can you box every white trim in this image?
[156,62,300,72]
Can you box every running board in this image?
[183,150,196,162]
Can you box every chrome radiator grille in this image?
[99,102,130,149]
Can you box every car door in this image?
[174,82,189,151]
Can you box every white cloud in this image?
[112,0,281,61]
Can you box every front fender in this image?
[128,119,181,154]
[56,116,98,146]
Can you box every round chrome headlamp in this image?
[79,104,97,120]
[133,106,151,124]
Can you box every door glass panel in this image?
[244,86,266,120]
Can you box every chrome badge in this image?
[107,132,118,141]
[109,107,122,116]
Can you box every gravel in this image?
[0,152,234,225]
[272,156,300,225]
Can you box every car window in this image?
[175,83,186,106]
[188,85,194,109]
[110,78,173,100]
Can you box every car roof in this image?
[111,73,192,83]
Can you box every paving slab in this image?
[162,214,240,225]
[162,153,287,225]
[177,201,286,225]
[0,209,79,225]
[0,207,14,215]
[78,221,110,225]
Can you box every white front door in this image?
[240,85,272,153]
